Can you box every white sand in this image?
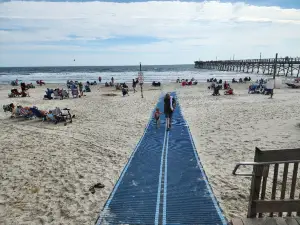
[0,84,161,225]
[177,83,300,219]
[1,82,300,224]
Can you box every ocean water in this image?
[0,64,268,84]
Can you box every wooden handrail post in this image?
[247,147,264,218]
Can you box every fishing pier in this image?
[195,56,300,77]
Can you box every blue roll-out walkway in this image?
[96,92,228,225]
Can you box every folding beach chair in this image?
[52,107,74,125]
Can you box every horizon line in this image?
[0,63,194,68]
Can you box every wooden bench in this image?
[231,147,300,225]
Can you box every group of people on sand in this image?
[207,77,251,84]
[3,103,74,125]
[209,80,234,96]
[176,78,198,86]
[104,77,115,87]
[104,77,141,97]
[153,93,176,131]
[9,81,31,98]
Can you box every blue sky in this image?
[0,0,300,66]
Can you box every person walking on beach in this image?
[78,82,83,97]
[154,107,163,128]
[111,77,114,85]
[132,79,137,93]
[164,93,176,131]
[98,76,102,83]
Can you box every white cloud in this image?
[0,1,299,66]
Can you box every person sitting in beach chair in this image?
[26,83,35,89]
[152,81,161,87]
[45,108,74,125]
[54,107,74,125]
[53,89,62,100]
[212,85,221,96]
[8,89,21,97]
[84,84,91,92]
[122,86,129,96]
[224,81,230,90]
[70,85,79,98]
[19,106,34,118]
[11,80,19,86]
[36,80,45,86]
[44,88,54,100]
[62,89,69,99]
[30,107,47,120]
[224,88,234,95]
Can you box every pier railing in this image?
[195,57,300,77]
[233,147,300,218]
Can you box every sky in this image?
[0,0,300,67]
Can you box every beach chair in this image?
[71,88,79,98]
[36,80,45,86]
[212,86,221,96]
[84,85,91,92]
[62,90,69,99]
[19,107,34,119]
[8,89,19,98]
[10,80,18,86]
[52,107,74,125]
[248,84,264,94]
[53,89,63,100]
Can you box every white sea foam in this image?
[0,70,269,84]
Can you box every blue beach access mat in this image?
[95,92,228,225]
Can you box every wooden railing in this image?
[233,147,300,218]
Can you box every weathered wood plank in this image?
[287,163,299,217]
[270,164,279,217]
[279,163,289,217]
[259,166,269,218]
[248,149,265,217]
[255,148,300,162]
[253,200,300,213]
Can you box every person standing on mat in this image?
[164,93,176,131]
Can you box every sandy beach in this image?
[1,81,300,224]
